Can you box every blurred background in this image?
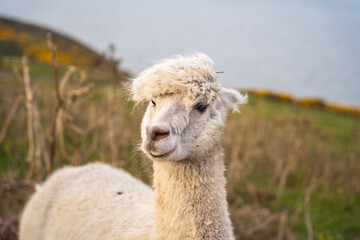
[2,0,360,106]
[0,0,359,239]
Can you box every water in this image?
[1,0,360,106]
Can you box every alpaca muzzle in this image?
[146,125,171,142]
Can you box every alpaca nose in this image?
[147,125,170,142]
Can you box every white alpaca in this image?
[19,53,247,240]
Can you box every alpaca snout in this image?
[146,125,171,142]
[144,124,176,157]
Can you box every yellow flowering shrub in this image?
[0,25,16,40]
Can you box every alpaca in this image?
[19,53,247,240]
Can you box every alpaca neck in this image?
[152,149,234,240]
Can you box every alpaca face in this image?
[140,88,246,162]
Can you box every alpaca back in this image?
[19,163,154,240]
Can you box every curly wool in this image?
[131,53,221,104]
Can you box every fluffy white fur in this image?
[20,164,154,240]
[131,53,222,105]
[19,53,247,240]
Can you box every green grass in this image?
[248,95,359,140]
[1,58,67,77]
[228,95,360,239]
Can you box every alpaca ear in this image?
[219,87,247,111]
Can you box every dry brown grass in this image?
[0,48,359,239]
[223,100,360,239]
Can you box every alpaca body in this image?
[20,163,154,240]
[20,154,234,240]
[20,53,247,240]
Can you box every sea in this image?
[1,0,359,106]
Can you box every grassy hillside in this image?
[0,17,359,240]
[0,17,116,70]
[0,57,359,240]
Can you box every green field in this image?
[0,58,359,240]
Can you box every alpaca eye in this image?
[151,99,156,106]
[195,103,208,113]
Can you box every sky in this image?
[1,0,360,106]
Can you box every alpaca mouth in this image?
[149,147,176,159]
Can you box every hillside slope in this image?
[0,16,108,69]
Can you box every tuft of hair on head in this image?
[122,77,134,101]
[122,77,143,113]
[130,53,221,104]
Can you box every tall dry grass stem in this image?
[277,211,287,240]
[304,168,329,240]
[47,32,61,173]
[22,57,35,178]
[12,66,22,83]
[21,57,51,179]
[0,95,24,145]
[32,102,50,177]
[107,87,119,164]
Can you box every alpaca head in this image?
[131,53,247,162]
